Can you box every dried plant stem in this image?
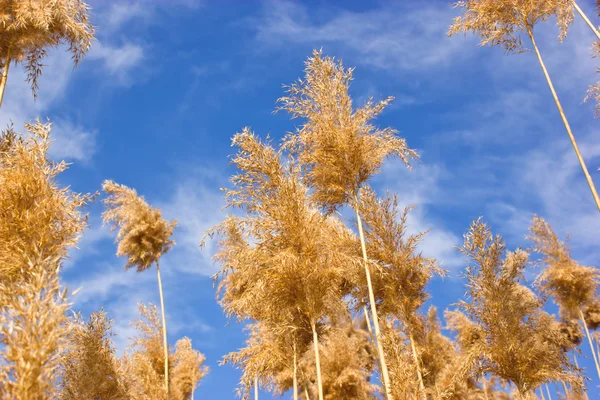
[293,341,299,400]
[579,308,600,379]
[539,387,546,400]
[355,199,393,400]
[482,379,489,400]
[156,260,169,394]
[528,29,600,212]
[560,381,568,398]
[0,48,11,108]
[572,1,600,41]
[363,305,383,380]
[254,376,258,400]
[545,384,552,400]
[408,332,425,396]
[304,387,310,400]
[310,320,324,400]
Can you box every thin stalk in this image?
[304,387,310,400]
[545,384,552,400]
[363,305,383,382]
[560,381,568,399]
[573,1,600,41]
[482,379,489,400]
[255,376,258,400]
[572,354,589,400]
[579,308,600,379]
[293,341,299,400]
[408,332,425,396]
[310,320,324,400]
[528,29,600,212]
[156,260,169,395]
[0,48,11,108]
[354,196,393,399]
[540,387,546,400]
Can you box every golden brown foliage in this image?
[528,216,599,321]
[222,321,308,399]
[277,49,417,212]
[212,129,352,326]
[0,122,92,289]
[300,317,377,400]
[357,188,443,327]
[0,0,94,97]
[448,0,573,51]
[102,180,177,272]
[0,253,71,400]
[121,303,208,400]
[122,303,168,400]
[171,337,209,400]
[452,219,580,395]
[60,309,128,400]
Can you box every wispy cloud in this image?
[254,1,475,73]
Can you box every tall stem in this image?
[545,384,552,400]
[255,376,258,400]
[573,1,600,41]
[0,48,11,108]
[529,30,600,212]
[579,308,600,379]
[293,341,299,400]
[354,196,393,399]
[560,381,568,399]
[539,387,546,400]
[304,387,310,400]
[310,320,324,400]
[156,260,169,395]
[408,332,425,396]
[482,379,489,400]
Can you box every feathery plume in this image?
[0,121,92,291]
[0,0,95,105]
[59,309,128,399]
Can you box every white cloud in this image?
[158,171,230,276]
[87,40,145,83]
[255,1,475,73]
[47,118,97,163]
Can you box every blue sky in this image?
[1,0,599,397]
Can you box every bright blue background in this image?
[1,0,599,398]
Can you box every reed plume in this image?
[357,187,443,397]
[0,0,94,106]
[0,252,71,400]
[278,49,418,400]
[59,309,128,400]
[102,181,177,395]
[0,121,93,291]
[122,303,169,400]
[449,0,600,213]
[528,216,600,379]
[450,219,581,397]
[210,130,354,400]
[171,337,209,400]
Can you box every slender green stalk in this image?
[310,320,324,400]
[573,1,600,41]
[355,197,393,399]
[528,29,600,212]
[156,260,169,395]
